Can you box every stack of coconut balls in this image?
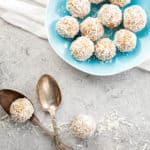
[56,0,147,62]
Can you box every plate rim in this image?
[45,0,150,76]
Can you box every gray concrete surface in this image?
[1,18,150,150]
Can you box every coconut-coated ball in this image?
[80,17,104,41]
[10,98,34,123]
[114,29,137,52]
[66,0,91,18]
[71,114,96,139]
[56,16,79,38]
[89,0,105,4]
[70,36,94,61]
[95,38,116,61]
[124,5,147,32]
[109,0,131,7]
[98,4,122,28]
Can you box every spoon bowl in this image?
[37,74,61,112]
[0,89,27,114]
[0,89,53,137]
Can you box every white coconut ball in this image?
[80,17,104,41]
[95,38,116,61]
[71,114,96,139]
[70,36,94,61]
[124,5,147,32]
[98,4,122,28]
[56,16,79,38]
[10,98,34,123]
[66,0,91,18]
[109,0,131,7]
[89,0,105,4]
[114,29,137,52]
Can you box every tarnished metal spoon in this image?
[37,74,73,150]
[0,89,53,137]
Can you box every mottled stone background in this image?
[1,19,150,150]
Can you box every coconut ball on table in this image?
[56,16,79,38]
[70,114,96,139]
[114,29,137,52]
[80,17,104,41]
[109,0,131,7]
[70,36,94,61]
[89,0,105,4]
[10,98,34,123]
[98,4,122,28]
[66,0,91,18]
[95,38,116,61]
[124,5,147,32]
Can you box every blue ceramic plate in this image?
[46,0,150,76]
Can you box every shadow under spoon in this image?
[0,89,53,137]
[37,74,74,150]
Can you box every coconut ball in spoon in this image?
[10,98,34,123]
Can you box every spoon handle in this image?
[48,110,74,150]
[30,115,54,137]
[54,137,74,150]
[50,114,59,137]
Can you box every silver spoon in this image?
[0,89,53,137]
[37,74,73,150]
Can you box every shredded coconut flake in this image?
[98,4,122,28]
[67,0,91,18]
[114,29,137,52]
[124,5,147,32]
[70,114,96,139]
[95,38,116,61]
[70,36,94,61]
[110,0,131,7]
[80,17,104,41]
[10,98,34,123]
[56,16,79,38]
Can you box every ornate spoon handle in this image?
[30,115,54,137]
[49,110,74,150]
